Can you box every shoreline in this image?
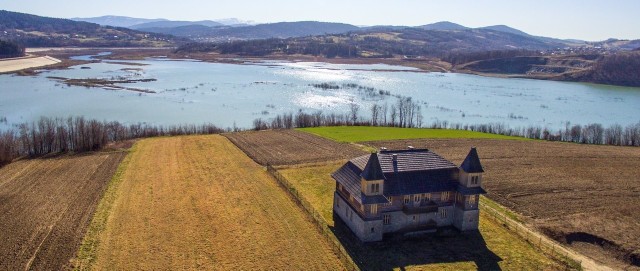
[9,47,639,89]
[0,55,62,73]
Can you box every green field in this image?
[298,126,527,142]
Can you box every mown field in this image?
[361,138,640,269]
[84,135,343,270]
[0,152,126,270]
[223,129,366,165]
[298,126,526,142]
[278,162,566,270]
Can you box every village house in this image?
[332,146,486,242]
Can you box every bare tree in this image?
[349,103,360,125]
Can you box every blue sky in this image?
[1,0,638,41]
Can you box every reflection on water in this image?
[0,58,639,130]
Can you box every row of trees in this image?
[0,116,226,166]
[0,39,25,58]
[253,104,640,147]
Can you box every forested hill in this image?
[139,21,360,41]
[176,27,562,57]
[0,10,183,47]
[0,39,25,58]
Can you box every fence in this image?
[265,164,361,271]
[479,201,584,270]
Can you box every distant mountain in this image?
[72,15,166,28]
[479,25,530,36]
[0,10,181,47]
[420,21,468,31]
[214,18,258,26]
[130,20,223,29]
[140,21,360,41]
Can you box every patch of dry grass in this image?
[90,135,343,270]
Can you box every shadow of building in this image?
[332,212,502,271]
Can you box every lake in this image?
[1,55,639,131]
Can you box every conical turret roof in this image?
[460,147,484,173]
[361,153,385,180]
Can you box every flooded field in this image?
[1,55,639,130]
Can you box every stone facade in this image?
[331,147,486,242]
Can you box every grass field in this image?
[0,151,126,271]
[86,135,343,270]
[298,126,527,142]
[278,162,566,270]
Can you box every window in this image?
[439,208,448,219]
[404,195,410,204]
[371,227,375,233]
[424,193,431,202]
[413,194,421,203]
[374,183,380,193]
[370,204,378,215]
[441,191,450,202]
[383,214,391,225]
[471,176,479,185]
[468,195,477,205]
[412,215,417,222]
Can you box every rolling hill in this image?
[71,15,166,28]
[0,10,183,47]
[130,20,223,29]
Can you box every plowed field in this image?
[223,129,366,166]
[366,138,640,269]
[0,152,126,270]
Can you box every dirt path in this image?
[91,135,343,270]
[0,55,61,73]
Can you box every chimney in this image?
[392,154,398,172]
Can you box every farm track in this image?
[223,129,366,166]
[366,138,640,270]
[91,135,343,270]
[0,152,126,271]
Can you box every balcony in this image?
[402,202,438,215]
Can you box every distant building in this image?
[332,147,486,242]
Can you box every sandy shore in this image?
[0,56,62,73]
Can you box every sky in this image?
[1,0,638,41]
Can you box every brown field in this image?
[223,129,366,166]
[365,139,640,269]
[89,135,343,270]
[0,152,126,270]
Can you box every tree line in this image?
[253,104,640,147]
[0,116,227,166]
[0,39,25,58]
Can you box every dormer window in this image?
[471,176,479,185]
[371,183,380,193]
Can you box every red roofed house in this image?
[332,147,485,242]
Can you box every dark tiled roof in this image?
[362,195,390,204]
[378,149,457,173]
[361,153,385,180]
[332,162,363,201]
[457,185,487,195]
[460,147,484,173]
[332,162,391,205]
[384,170,458,196]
